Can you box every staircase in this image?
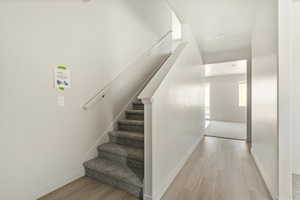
[83,99,144,199]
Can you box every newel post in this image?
[141,97,154,200]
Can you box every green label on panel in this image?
[57,66,67,70]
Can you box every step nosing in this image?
[110,131,144,134]
[120,120,144,122]
[119,120,144,125]
[98,143,144,161]
[126,110,144,114]
[109,132,144,141]
[99,149,144,161]
[133,101,143,104]
[87,168,142,188]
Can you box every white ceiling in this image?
[167,0,256,62]
[205,60,247,77]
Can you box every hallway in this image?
[162,137,271,200]
[0,0,284,199]
[41,137,271,200]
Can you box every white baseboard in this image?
[251,148,278,200]
[150,134,204,200]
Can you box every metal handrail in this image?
[82,31,172,110]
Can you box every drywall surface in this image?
[0,1,171,199]
[151,25,205,199]
[278,0,293,199]
[203,47,252,64]
[292,2,300,176]
[251,0,278,198]
[206,74,246,123]
[167,0,255,60]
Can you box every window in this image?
[172,12,182,40]
[239,81,247,107]
[204,83,210,119]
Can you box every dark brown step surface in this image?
[118,120,144,133]
[84,158,143,198]
[83,99,146,199]
[126,110,144,115]
[109,131,144,148]
[109,131,144,141]
[98,143,144,162]
[126,110,144,120]
[133,99,142,103]
[132,101,144,110]
[97,143,144,169]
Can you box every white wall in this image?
[206,74,246,123]
[203,47,252,64]
[291,2,300,176]
[278,0,293,199]
[151,25,205,199]
[251,0,278,198]
[0,1,171,199]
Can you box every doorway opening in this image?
[204,60,248,141]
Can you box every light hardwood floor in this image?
[40,137,271,200]
[293,174,300,200]
[39,177,138,200]
[162,137,272,200]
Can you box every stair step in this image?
[132,101,144,110]
[84,158,143,198]
[118,120,144,133]
[134,99,142,103]
[109,131,144,148]
[98,143,144,169]
[126,110,144,120]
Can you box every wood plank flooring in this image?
[162,137,272,200]
[293,174,300,200]
[39,177,138,200]
[40,137,271,200]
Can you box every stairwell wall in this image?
[0,1,171,199]
[291,1,300,176]
[278,0,293,199]
[151,25,205,199]
[251,0,278,198]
